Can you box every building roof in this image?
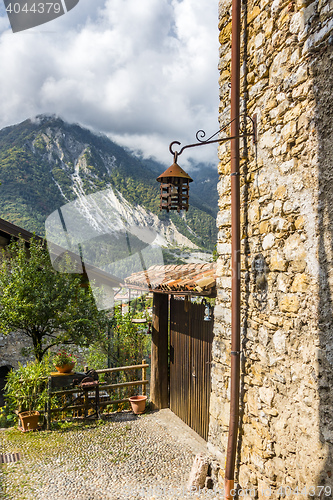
[0,217,43,243]
[0,217,123,289]
[0,218,215,295]
[125,262,216,296]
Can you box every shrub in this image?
[0,405,14,428]
[4,357,51,417]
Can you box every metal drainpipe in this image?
[224,0,241,497]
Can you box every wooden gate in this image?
[169,297,213,440]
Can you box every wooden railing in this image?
[95,361,148,397]
[46,360,149,428]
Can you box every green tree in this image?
[109,307,150,368]
[0,237,109,362]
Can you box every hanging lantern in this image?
[156,158,193,212]
[202,299,212,321]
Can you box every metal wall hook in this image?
[168,113,257,159]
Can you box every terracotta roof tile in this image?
[125,262,216,294]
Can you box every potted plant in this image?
[18,410,41,432]
[129,395,147,414]
[53,350,76,373]
[4,360,50,431]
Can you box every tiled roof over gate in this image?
[125,262,216,295]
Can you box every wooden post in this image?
[142,359,146,396]
[46,377,52,430]
[84,389,89,417]
[83,367,89,417]
[150,293,169,409]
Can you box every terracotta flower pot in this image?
[129,395,147,414]
[55,362,75,373]
[18,411,40,432]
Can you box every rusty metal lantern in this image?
[156,156,193,212]
[158,115,256,214]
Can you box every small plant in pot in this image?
[53,350,76,373]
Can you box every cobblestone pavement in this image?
[0,409,224,499]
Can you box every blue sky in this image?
[0,0,219,167]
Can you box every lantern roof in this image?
[156,162,193,183]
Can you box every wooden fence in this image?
[45,360,149,429]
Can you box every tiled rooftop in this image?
[125,262,216,295]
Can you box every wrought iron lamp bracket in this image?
[169,114,257,160]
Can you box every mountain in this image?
[0,115,218,261]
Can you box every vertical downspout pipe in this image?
[225,0,241,497]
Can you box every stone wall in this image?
[209,0,333,495]
[0,331,34,369]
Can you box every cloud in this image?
[0,0,219,166]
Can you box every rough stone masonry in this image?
[208,0,333,496]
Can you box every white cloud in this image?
[0,0,219,167]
